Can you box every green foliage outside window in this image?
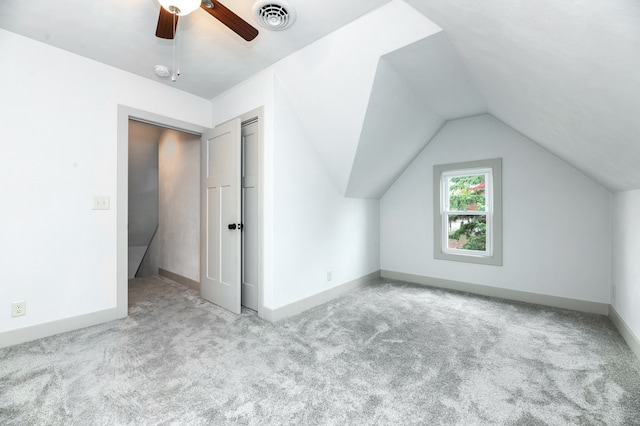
[448,175,485,211]
[448,216,486,251]
[448,175,487,251]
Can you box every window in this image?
[434,159,502,265]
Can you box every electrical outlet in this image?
[11,301,26,317]
[327,271,332,281]
[93,196,110,210]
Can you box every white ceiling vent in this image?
[254,0,296,31]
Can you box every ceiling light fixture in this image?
[158,0,201,16]
[157,0,200,82]
[254,0,296,31]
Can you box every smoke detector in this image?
[254,0,296,31]
[154,65,171,78]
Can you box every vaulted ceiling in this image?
[406,0,640,192]
[2,0,639,193]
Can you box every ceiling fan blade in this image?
[156,7,178,39]
[200,1,259,41]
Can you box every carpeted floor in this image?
[1,275,639,425]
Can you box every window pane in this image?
[447,214,487,251]
[448,175,486,212]
[434,158,501,265]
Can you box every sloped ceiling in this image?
[273,1,441,196]
[346,57,446,199]
[2,0,639,193]
[269,0,640,197]
[405,0,640,192]
[346,33,486,198]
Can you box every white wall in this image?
[137,128,200,281]
[156,129,201,281]
[210,69,380,311]
[128,121,160,279]
[0,29,211,339]
[381,115,612,304]
[128,121,160,247]
[270,77,380,308]
[612,189,640,340]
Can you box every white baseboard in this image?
[159,268,200,291]
[261,270,380,322]
[0,308,123,349]
[609,306,640,361]
[381,270,609,315]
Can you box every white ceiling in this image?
[405,0,640,192]
[3,0,640,192]
[0,0,390,99]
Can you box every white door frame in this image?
[239,107,264,316]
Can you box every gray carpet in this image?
[1,275,639,425]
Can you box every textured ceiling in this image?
[2,0,640,192]
[405,0,640,191]
[0,0,390,99]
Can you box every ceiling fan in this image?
[155,0,259,42]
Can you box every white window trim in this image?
[433,158,503,266]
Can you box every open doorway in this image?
[128,120,201,289]
[116,105,264,319]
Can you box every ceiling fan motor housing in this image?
[158,0,201,16]
[254,0,296,30]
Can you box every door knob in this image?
[228,224,237,230]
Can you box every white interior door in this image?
[241,119,259,311]
[201,118,242,314]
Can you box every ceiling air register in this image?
[254,1,296,30]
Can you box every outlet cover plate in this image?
[93,196,110,210]
[11,301,26,317]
